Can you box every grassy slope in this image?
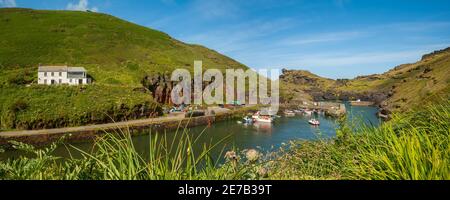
[0,85,161,130]
[343,48,450,111]
[280,70,335,103]
[0,8,247,84]
[0,8,248,130]
[280,48,450,112]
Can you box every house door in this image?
[79,79,83,85]
[51,80,55,85]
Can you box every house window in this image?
[59,72,62,77]
[69,79,72,83]
[44,79,47,84]
[59,79,62,84]
[51,72,54,77]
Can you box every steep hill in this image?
[0,8,247,85]
[0,8,249,131]
[280,47,450,114]
[280,69,335,103]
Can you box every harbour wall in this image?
[0,109,250,148]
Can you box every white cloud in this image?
[242,43,450,79]
[66,0,98,12]
[181,18,295,54]
[280,31,365,46]
[0,0,16,7]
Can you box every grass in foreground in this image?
[269,100,450,180]
[0,101,448,180]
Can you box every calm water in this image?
[1,103,381,159]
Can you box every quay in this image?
[0,102,347,148]
[350,101,375,106]
[282,102,347,117]
[0,107,251,147]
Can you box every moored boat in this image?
[242,116,253,124]
[254,115,274,123]
[304,110,313,115]
[308,119,320,126]
[284,110,296,117]
[252,111,276,123]
[294,110,303,115]
[252,111,261,120]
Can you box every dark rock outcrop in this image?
[421,47,450,60]
[141,73,215,105]
[142,73,174,105]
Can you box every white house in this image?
[38,66,90,85]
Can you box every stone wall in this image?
[0,110,248,148]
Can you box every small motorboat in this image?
[308,119,320,126]
[242,116,253,124]
[294,110,303,114]
[304,110,313,116]
[252,110,276,123]
[272,115,282,119]
[254,115,274,123]
[252,112,261,120]
[284,110,296,117]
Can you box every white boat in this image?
[308,119,320,126]
[294,110,303,114]
[284,110,296,117]
[242,116,253,124]
[252,110,276,123]
[252,112,261,119]
[254,115,273,123]
[304,110,313,115]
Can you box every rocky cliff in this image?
[280,47,450,117]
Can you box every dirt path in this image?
[0,115,186,138]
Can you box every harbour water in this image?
[1,103,381,159]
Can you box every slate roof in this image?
[38,66,87,72]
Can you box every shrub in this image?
[9,100,28,113]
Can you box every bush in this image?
[9,100,28,113]
[7,70,34,86]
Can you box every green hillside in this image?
[0,8,247,85]
[345,48,450,112]
[280,48,450,114]
[0,8,248,131]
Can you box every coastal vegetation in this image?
[0,84,161,130]
[0,8,448,181]
[0,8,247,131]
[280,48,450,115]
[1,8,448,131]
[0,100,448,180]
[270,100,449,180]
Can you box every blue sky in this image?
[2,0,450,79]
